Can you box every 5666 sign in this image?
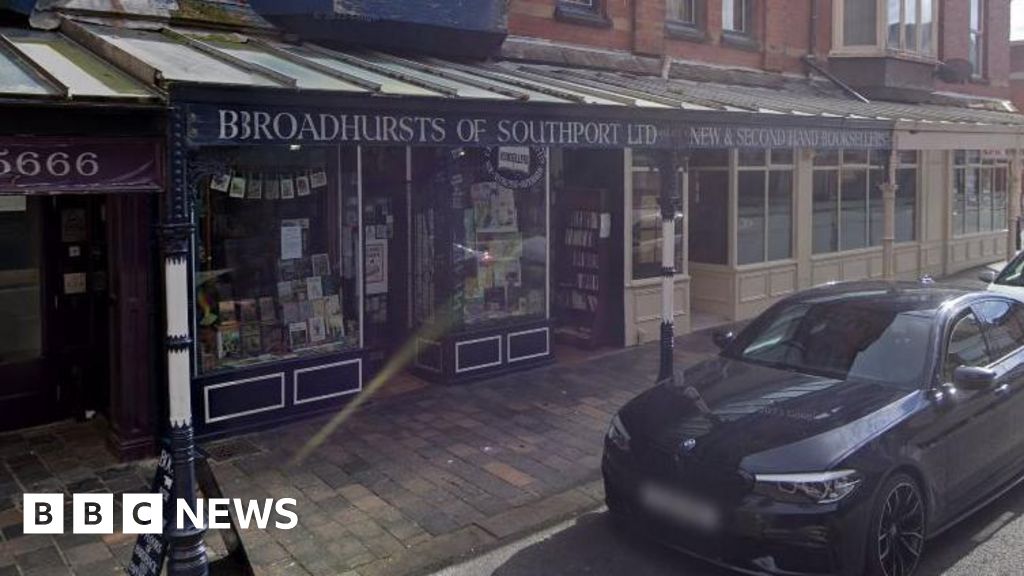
[0,138,163,194]
[0,149,100,178]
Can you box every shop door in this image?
[551,149,625,348]
[44,196,110,421]
[362,148,410,362]
[0,196,53,430]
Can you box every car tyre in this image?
[866,473,926,576]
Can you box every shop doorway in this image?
[361,147,411,372]
[687,152,732,330]
[0,195,109,430]
[551,149,625,350]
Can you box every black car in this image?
[603,282,1024,576]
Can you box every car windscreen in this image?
[995,252,1024,286]
[725,300,933,386]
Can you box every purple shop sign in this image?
[0,138,163,195]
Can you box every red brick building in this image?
[509,0,1012,102]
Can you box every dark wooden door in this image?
[0,196,52,430]
[44,196,110,422]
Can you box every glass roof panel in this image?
[203,39,368,92]
[0,46,53,96]
[275,44,444,98]
[6,33,151,98]
[356,53,513,100]
[88,26,279,86]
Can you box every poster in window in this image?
[246,174,263,199]
[61,208,88,243]
[280,176,295,199]
[296,175,311,197]
[265,176,280,200]
[209,173,231,193]
[229,175,247,198]
[308,316,326,343]
[281,225,304,260]
[366,239,388,295]
[289,321,309,349]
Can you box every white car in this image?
[981,253,1024,300]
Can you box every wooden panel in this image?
[455,335,502,373]
[508,327,549,363]
[415,338,443,373]
[293,359,362,405]
[204,373,285,424]
[768,268,797,296]
[738,273,767,303]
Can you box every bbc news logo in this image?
[24,494,298,534]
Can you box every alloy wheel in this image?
[877,482,925,576]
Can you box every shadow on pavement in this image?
[491,482,1024,576]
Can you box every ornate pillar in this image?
[1008,149,1022,261]
[658,151,681,383]
[163,106,209,576]
[882,149,898,280]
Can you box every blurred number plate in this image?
[639,482,721,533]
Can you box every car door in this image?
[971,299,1024,480]
[936,308,1008,512]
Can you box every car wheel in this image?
[867,473,926,576]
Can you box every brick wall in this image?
[508,0,1011,101]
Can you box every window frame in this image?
[968,0,986,79]
[665,0,706,42]
[736,149,795,266]
[722,0,752,35]
[811,149,888,255]
[832,0,939,60]
[554,0,612,28]
[952,150,1008,237]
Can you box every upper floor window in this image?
[667,0,697,25]
[723,0,751,34]
[887,0,934,54]
[836,0,937,58]
[555,0,611,28]
[969,0,985,77]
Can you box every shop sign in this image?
[0,138,163,195]
[188,103,892,151]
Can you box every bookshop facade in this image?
[178,85,904,436]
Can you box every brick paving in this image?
[0,265,993,576]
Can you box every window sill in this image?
[665,20,705,43]
[720,30,759,52]
[553,5,612,28]
[829,48,939,66]
[969,76,990,85]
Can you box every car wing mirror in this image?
[978,269,997,283]
[712,330,735,350]
[952,365,997,391]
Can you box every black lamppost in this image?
[658,150,682,383]
[163,106,209,576]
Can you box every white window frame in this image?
[667,0,698,26]
[722,0,751,34]
[968,0,985,78]
[735,149,796,266]
[832,0,939,60]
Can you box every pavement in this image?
[0,260,1015,576]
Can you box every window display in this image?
[412,147,547,329]
[812,149,888,254]
[632,151,686,278]
[953,150,1008,236]
[193,146,360,374]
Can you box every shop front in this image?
[0,26,164,456]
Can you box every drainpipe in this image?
[163,107,209,576]
[808,0,818,57]
[658,151,682,383]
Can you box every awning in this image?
[0,27,159,102]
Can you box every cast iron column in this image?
[1008,149,1022,261]
[163,106,209,576]
[882,149,898,280]
[658,151,681,383]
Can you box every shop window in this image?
[555,0,611,28]
[410,147,548,329]
[0,196,41,364]
[688,150,730,265]
[812,150,888,254]
[737,149,793,265]
[953,150,1008,237]
[193,146,360,374]
[631,151,685,279]
[896,152,918,242]
[969,0,985,78]
[836,0,937,57]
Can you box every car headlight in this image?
[606,414,630,452]
[753,470,861,505]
